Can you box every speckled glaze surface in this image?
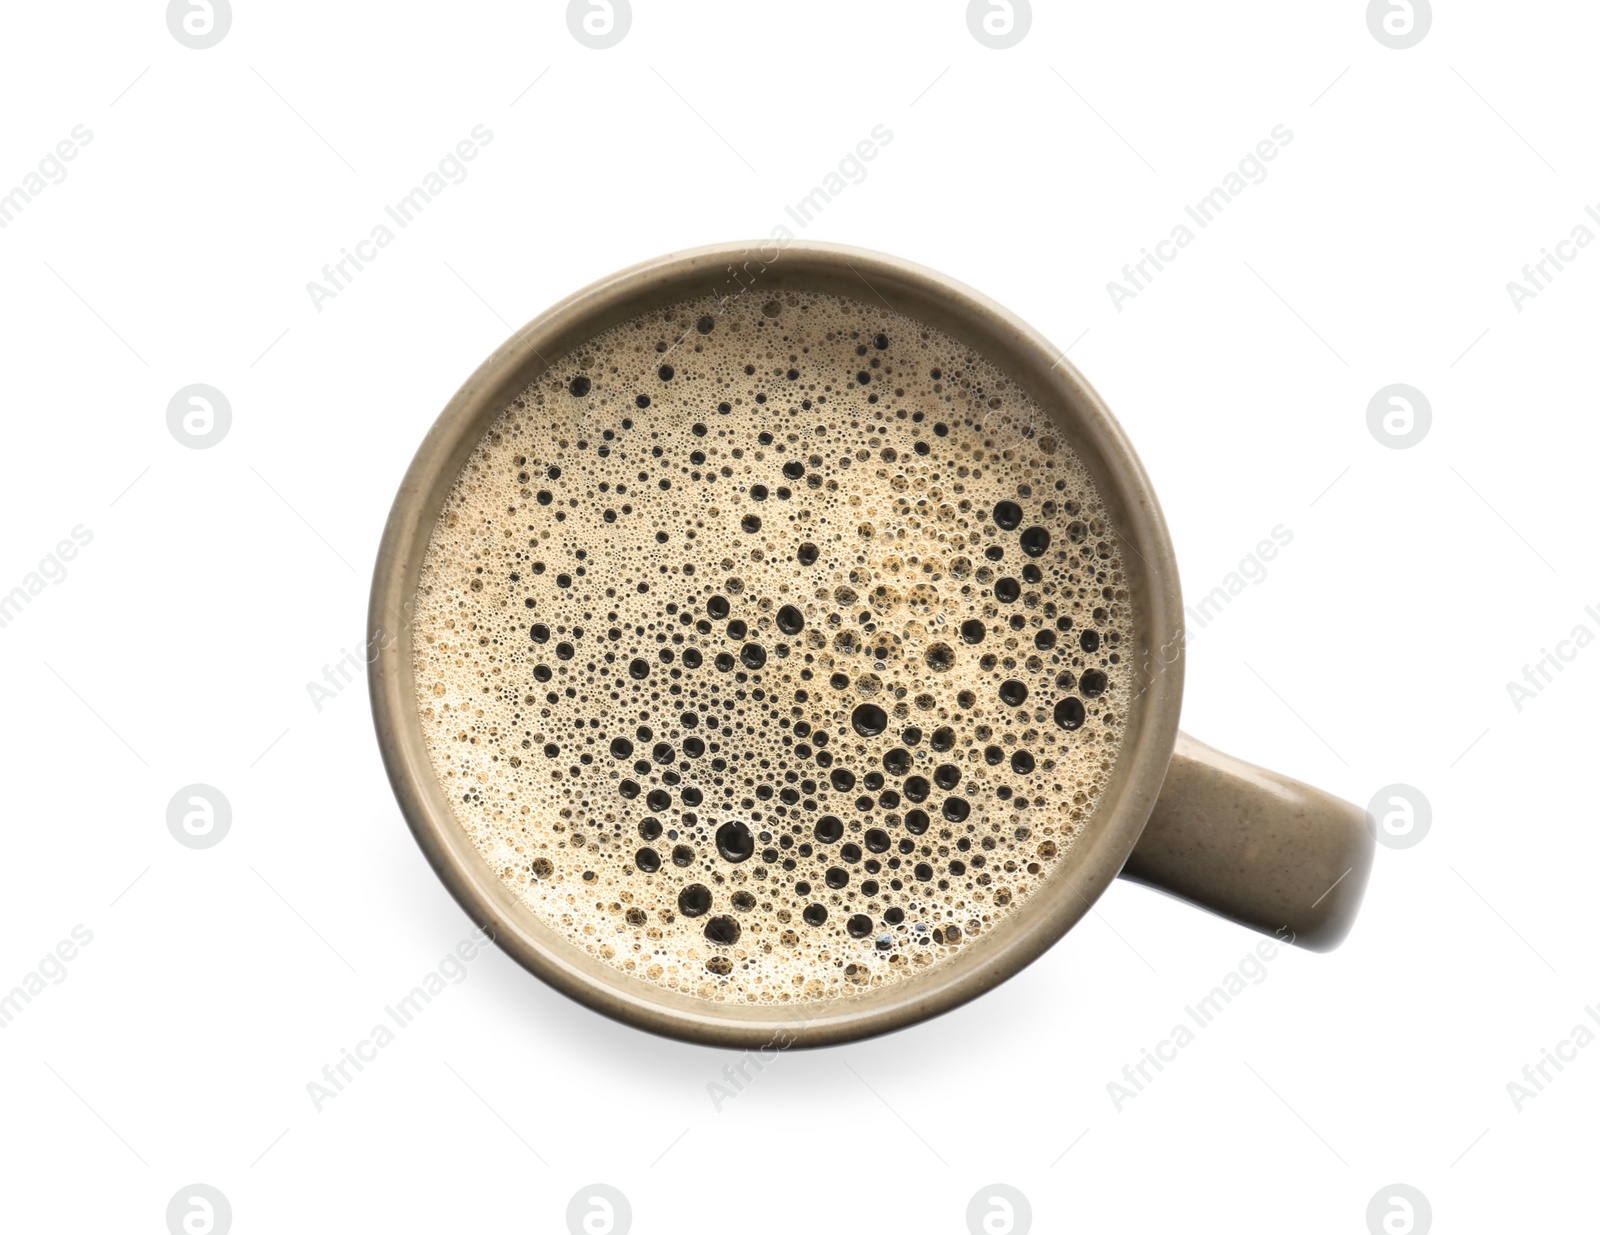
[1125,732,1373,951]
[368,241,1372,1047]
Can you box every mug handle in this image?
[1118,732,1375,951]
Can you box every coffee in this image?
[411,288,1129,1005]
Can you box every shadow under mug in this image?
[369,240,1375,1049]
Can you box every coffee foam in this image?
[411,288,1129,1006]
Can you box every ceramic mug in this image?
[368,241,1374,1048]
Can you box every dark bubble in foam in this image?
[716,820,755,862]
[705,915,741,945]
[1055,697,1086,730]
[851,703,889,737]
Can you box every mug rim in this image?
[368,240,1185,1048]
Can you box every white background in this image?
[1,2,1595,1232]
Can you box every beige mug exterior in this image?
[368,240,1372,1049]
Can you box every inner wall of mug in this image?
[370,241,1184,1046]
